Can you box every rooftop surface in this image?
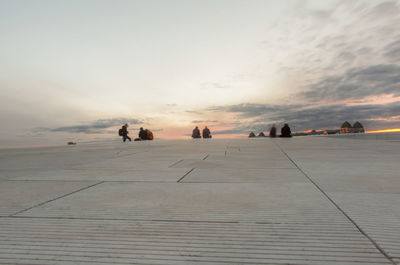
[0,136,399,265]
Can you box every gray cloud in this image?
[301,64,400,101]
[39,118,141,134]
[209,101,400,132]
[213,123,272,135]
[384,40,400,62]
[209,103,304,118]
[191,120,218,124]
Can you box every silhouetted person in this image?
[120,124,131,142]
[145,129,154,140]
[280,123,292,137]
[202,126,211,138]
[139,127,148,140]
[258,132,265,137]
[269,124,277,138]
[249,132,256,137]
[192,126,201,138]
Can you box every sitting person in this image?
[269,124,277,137]
[280,123,292,137]
[258,132,266,137]
[145,129,154,140]
[139,127,148,140]
[202,126,211,138]
[192,126,201,138]
[249,132,256,137]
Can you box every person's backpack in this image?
[146,130,154,140]
[118,128,123,136]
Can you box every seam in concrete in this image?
[4,179,96,182]
[273,141,396,265]
[202,154,209,160]
[168,159,183,168]
[177,168,195,183]
[7,215,239,224]
[9,181,105,217]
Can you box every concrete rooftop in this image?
[0,136,399,264]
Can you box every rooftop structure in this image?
[0,137,399,264]
[340,121,365,134]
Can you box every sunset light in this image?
[1,0,400,148]
[366,128,400,134]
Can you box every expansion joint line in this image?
[177,168,195,183]
[168,159,183,168]
[9,181,105,217]
[272,141,396,265]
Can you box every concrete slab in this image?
[182,168,305,183]
[0,180,98,216]
[172,157,295,169]
[329,191,400,261]
[275,135,400,264]
[10,168,191,182]
[0,217,390,265]
[18,181,356,223]
[0,137,398,264]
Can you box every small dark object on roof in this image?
[67,142,77,145]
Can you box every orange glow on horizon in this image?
[154,125,246,139]
[366,128,400,133]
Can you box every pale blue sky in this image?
[1,0,399,147]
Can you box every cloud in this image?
[208,100,400,132]
[301,64,400,102]
[39,118,141,134]
[200,82,231,90]
[191,120,218,124]
[209,103,304,118]
[384,40,400,62]
[213,123,272,135]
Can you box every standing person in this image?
[139,127,148,140]
[280,123,292,137]
[202,126,211,138]
[192,126,201,138]
[269,124,277,138]
[119,124,131,142]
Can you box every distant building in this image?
[353,121,365,133]
[340,121,365,134]
[309,130,324,135]
[340,121,353,134]
[324,129,340,135]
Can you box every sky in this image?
[1,0,400,147]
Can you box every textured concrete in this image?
[0,136,399,264]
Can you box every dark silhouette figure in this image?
[145,129,154,140]
[192,126,201,138]
[249,132,256,137]
[280,123,292,137]
[202,126,211,138]
[269,124,277,138]
[120,124,131,142]
[139,127,148,140]
[258,132,266,137]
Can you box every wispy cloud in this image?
[301,64,400,102]
[38,118,141,134]
[206,100,400,132]
[191,120,218,124]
